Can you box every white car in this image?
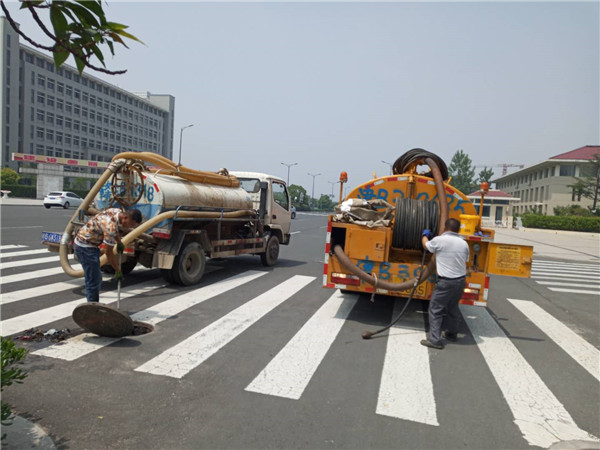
[291,205,296,219]
[43,191,84,209]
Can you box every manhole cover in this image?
[72,303,134,338]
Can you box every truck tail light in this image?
[331,273,361,286]
[462,287,480,301]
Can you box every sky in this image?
[4,1,599,198]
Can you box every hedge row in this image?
[521,214,600,233]
[0,184,36,198]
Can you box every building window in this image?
[47,95,54,108]
[46,112,54,124]
[37,92,45,104]
[559,165,575,176]
[56,115,63,127]
[66,85,73,97]
[66,102,72,113]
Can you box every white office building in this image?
[0,17,175,173]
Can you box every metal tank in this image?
[94,171,253,230]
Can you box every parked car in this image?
[291,205,296,219]
[43,191,84,209]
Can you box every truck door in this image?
[271,180,292,236]
[486,243,533,278]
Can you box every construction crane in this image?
[474,163,525,176]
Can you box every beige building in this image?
[493,145,600,215]
[466,189,519,227]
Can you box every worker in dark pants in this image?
[74,208,142,302]
[420,218,469,349]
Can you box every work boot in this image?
[442,331,458,342]
[420,339,444,350]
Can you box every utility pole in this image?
[308,172,321,206]
[178,124,194,166]
[281,162,298,185]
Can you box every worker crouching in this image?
[73,208,142,302]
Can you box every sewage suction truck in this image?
[43,152,292,285]
[323,148,533,306]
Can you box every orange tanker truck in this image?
[323,148,533,307]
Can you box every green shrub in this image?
[0,184,36,198]
[1,337,28,440]
[521,214,600,232]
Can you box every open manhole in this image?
[73,303,153,338]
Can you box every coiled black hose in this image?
[392,148,449,181]
[392,198,439,249]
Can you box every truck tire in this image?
[260,235,280,267]
[170,241,206,286]
[102,257,137,275]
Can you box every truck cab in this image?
[230,171,292,246]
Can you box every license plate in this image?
[42,231,62,244]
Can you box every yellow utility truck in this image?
[323,149,532,306]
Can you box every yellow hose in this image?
[111,152,240,188]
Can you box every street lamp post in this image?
[381,160,393,176]
[281,162,298,185]
[328,180,338,197]
[178,124,194,166]
[308,172,321,207]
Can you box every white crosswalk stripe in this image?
[0,248,50,259]
[0,244,28,252]
[33,271,267,361]
[1,279,166,336]
[0,254,60,270]
[135,275,315,378]
[532,260,600,295]
[461,304,598,448]
[245,290,357,400]
[376,302,437,425]
[508,299,600,381]
[1,246,598,447]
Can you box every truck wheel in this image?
[102,258,137,275]
[260,235,280,267]
[170,241,206,286]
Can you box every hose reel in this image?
[392,197,439,250]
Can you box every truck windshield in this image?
[238,178,261,193]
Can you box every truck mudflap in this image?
[486,243,533,278]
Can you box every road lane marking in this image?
[0,255,60,270]
[2,279,86,305]
[376,302,438,426]
[461,304,598,448]
[34,271,267,361]
[135,275,315,379]
[1,264,81,285]
[245,290,357,400]
[533,261,600,269]
[508,299,599,381]
[547,287,599,295]
[290,231,301,235]
[531,268,600,275]
[531,273,599,280]
[536,281,600,288]
[0,226,43,230]
[0,249,58,260]
[1,279,166,336]
[0,245,29,252]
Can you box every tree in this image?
[567,153,600,212]
[0,0,142,75]
[317,194,335,211]
[476,167,495,186]
[448,150,476,194]
[0,168,20,186]
[288,184,309,210]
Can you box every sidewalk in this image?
[0,196,42,206]
[492,227,599,263]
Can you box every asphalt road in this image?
[1,205,599,450]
